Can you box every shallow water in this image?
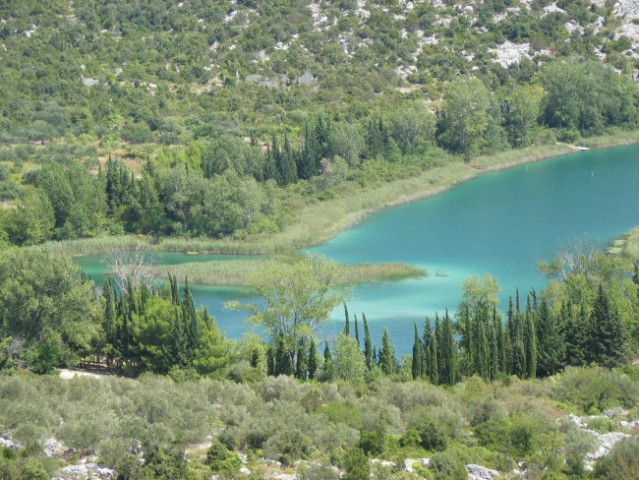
[77,145,639,354]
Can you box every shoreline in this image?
[43,131,639,257]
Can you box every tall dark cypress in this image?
[102,277,117,367]
[354,314,360,347]
[363,313,374,370]
[537,297,564,376]
[182,278,198,357]
[169,273,179,306]
[276,333,293,376]
[412,321,423,380]
[308,339,318,380]
[434,313,443,383]
[267,345,276,376]
[296,341,308,379]
[423,318,435,384]
[440,310,457,386]
[344,303,350,336]
[488,313,499,380]
[493,306,505,374]
[590,285,626,367]
[379,328,396,375]
[323,342,332,376]
[297,121,319,179]
[524,295,537,379]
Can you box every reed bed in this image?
[41,236,153,257]
[144,258,426,286]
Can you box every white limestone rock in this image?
[466,464,500,480]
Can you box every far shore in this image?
[41,130,639,258]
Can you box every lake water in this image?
[77,145,639,354]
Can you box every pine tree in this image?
[363,313,374,370]
[379,328,396,375]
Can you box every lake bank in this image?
[42,130,639,259]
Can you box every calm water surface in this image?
[77,145,639,354]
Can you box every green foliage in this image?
[207,442,242,476]
[233,256,347,378]
[551,366,639,414]
[330,333,367,383]
[0,248,99,363]
[594,436,639,479]
[428,451,467,480]
[437,77,495,161]
[341,447,370,480]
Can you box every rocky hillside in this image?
[2,0,639,144]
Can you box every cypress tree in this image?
[297,121,319,179]
[267,345,276,376]
[379,328,396,375]
[440,310,457,386]
[182,278,198,357]
[412,321,423,380]
[493,306,505,373]
[363,313,374,370]
[250,349,259,368]
[488,314,499,380]
[354,314,360,347]
[434,313,443,383]
[590,285,626,367]
[308,339,318,380]
[537,297,564,376]
[324,342,332,364]
[296,342,308,379]
[423,318,437,384]
[344,303,350,336]
[524,295,537,379]
[102,277,117,367]
[169,273,179,306]
[164,307,190,371]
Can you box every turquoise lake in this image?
[77,145,639,355]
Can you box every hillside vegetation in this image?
[2,0,639,249]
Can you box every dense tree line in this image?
[1,247,638,384]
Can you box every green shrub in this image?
[207,442,242,476]
[552,367,639,414]
[341,447,370,480]
[428,451,467,480]
[594,437,639,479]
